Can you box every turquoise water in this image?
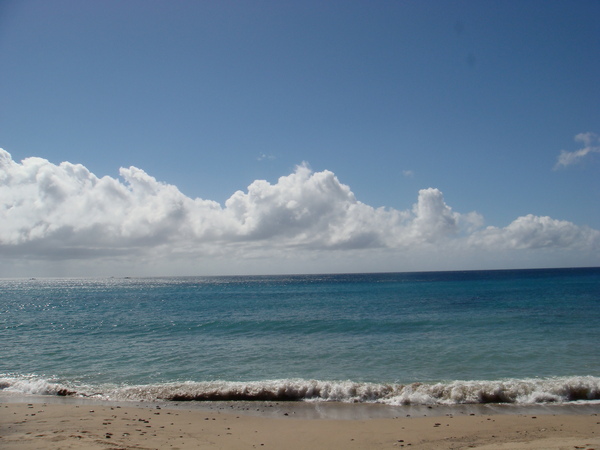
[1,268,599,404]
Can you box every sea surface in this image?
[1,268,599,406]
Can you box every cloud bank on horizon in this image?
[1,148,598,277]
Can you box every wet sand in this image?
[1,398,599,449]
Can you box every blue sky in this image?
[1,0,599,276]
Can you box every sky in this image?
[1,0,599,277]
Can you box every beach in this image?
[1,399,599,449]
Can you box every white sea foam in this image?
[1,376,599,405]
[0,376,75,397]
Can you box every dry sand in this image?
[1,400,599,449]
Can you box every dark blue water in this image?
[1,268,599,404]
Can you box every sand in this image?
[1,399,599,449]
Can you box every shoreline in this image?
[1,397,599,449]
[3,392,600,419]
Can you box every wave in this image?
[1,376,599,405]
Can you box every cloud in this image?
[554,132,600,169]
[1,149,598,275]
[257,152,275,161]
[469,215,599,251]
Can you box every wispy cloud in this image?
[402,169,414,178]
[257,152,275,161]
[554,132,600,170]
[1,149,598,274]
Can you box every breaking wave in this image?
[1,376,599,405]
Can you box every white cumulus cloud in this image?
[1,149,598,275]
[469,215,599,251]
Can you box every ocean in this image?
[1,267,599,406]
